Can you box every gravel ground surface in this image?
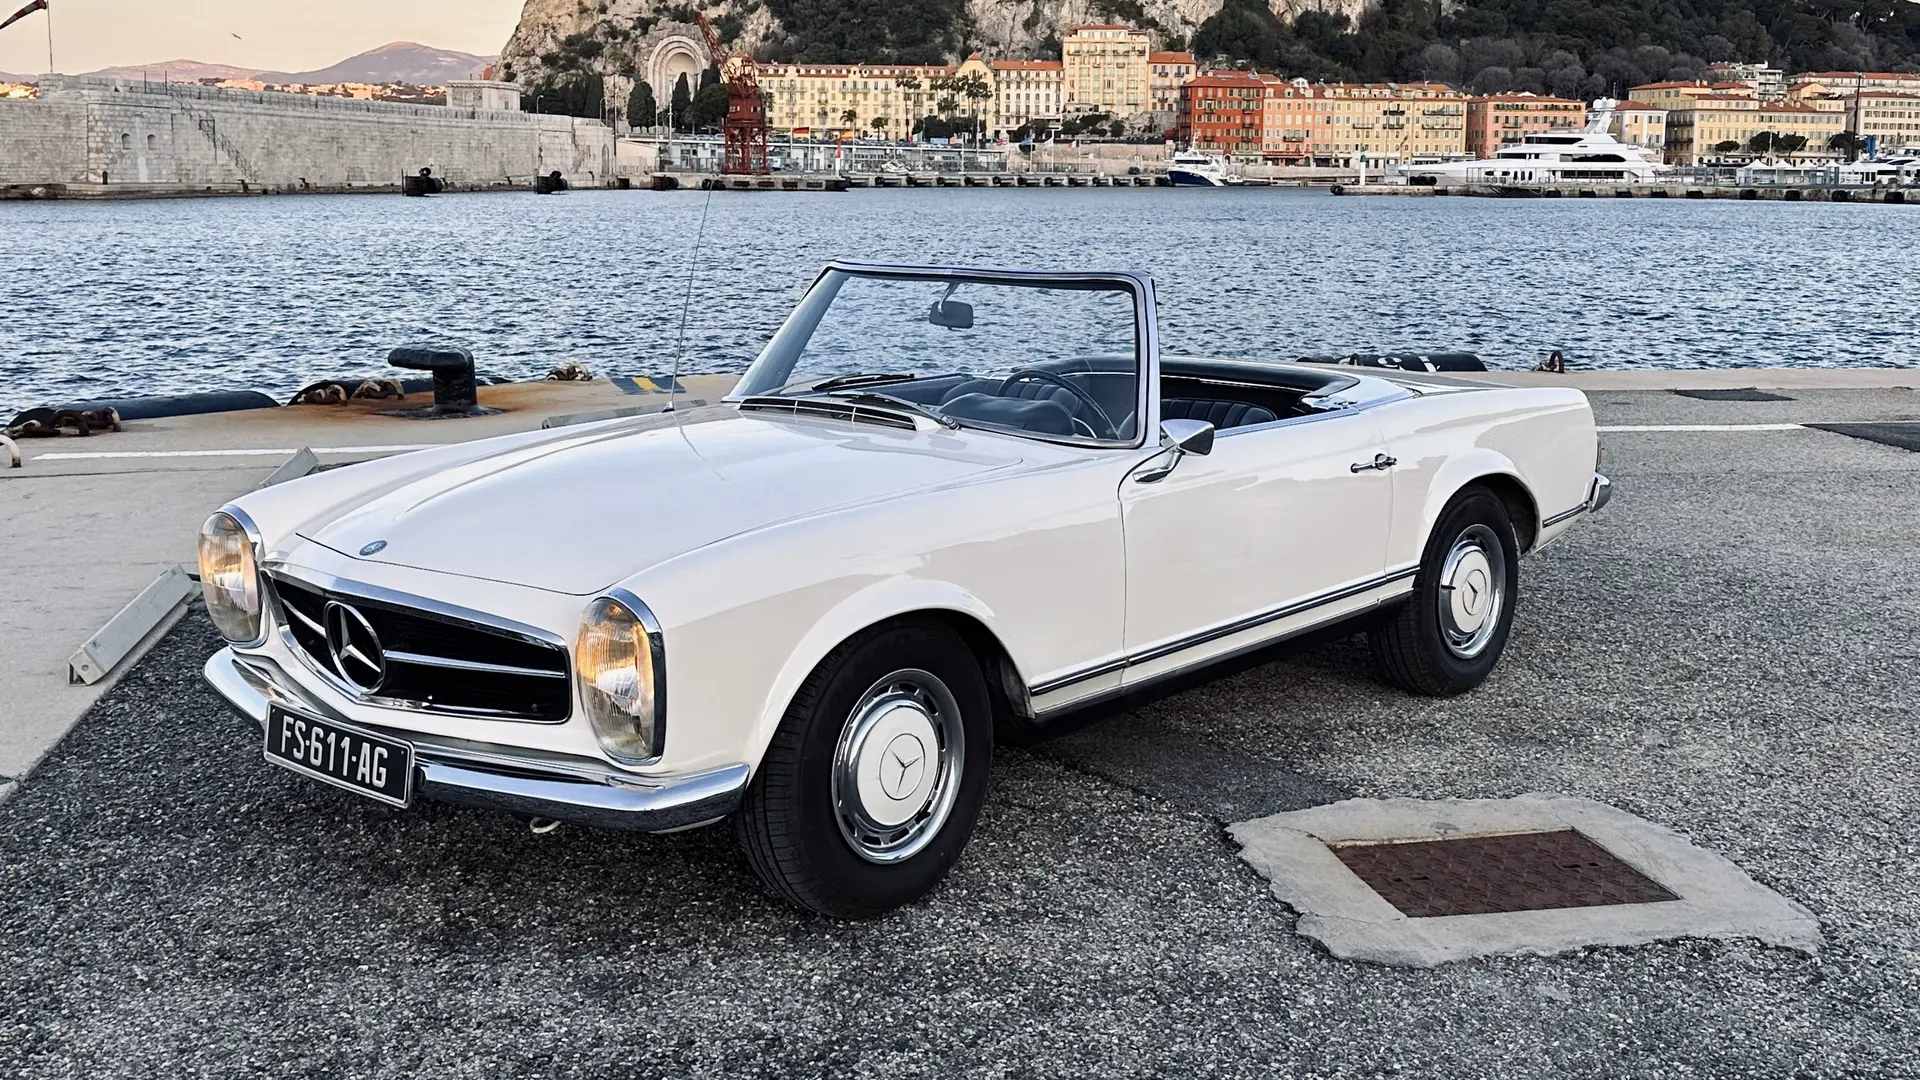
[2,392,1916,1079]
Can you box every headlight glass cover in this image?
[576,596,662,763]
[198,511,262,644]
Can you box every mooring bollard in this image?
[385,346,499,417]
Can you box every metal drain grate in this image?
[1670,388,1793,402]
[1331,829,1679,917]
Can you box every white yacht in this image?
[1402,99,1667,188]
[1167,148,1241,187]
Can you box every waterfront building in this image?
[1709,62,1787,100]
[1853,90,1920,153]
[757,55,1004,140]
[1789,72,1920,98]
[1610,100,1668,155]
[1178,70,1264,156]
[1148,51,1196,119]
[1062,24,1150,118]
[1464,93,1585,158]
[992,59,1062,134]
[1665,97,1843,164]
[1628,81,1722,110]
[1250,79,1466,165]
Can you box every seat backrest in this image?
[1162,397,1277,430]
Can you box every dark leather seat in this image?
[1162,397,1278,430]
[937,393,1076,436]
[941,378,1081,415]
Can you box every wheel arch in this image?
[1420,451,1541,555]
[742,582,1029,777]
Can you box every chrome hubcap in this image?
[831,669,963,864]
[1438,524,1506,660]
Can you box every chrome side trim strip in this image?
[383,650,570,680]
[1542,504,1586,528]
[1028,565,1419,697]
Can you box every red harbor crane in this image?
[694,12,770,175]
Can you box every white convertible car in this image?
[202,262,1609,917]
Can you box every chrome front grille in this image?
[268,572,573,722]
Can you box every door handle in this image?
[1350,454,1397,473]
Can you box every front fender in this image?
[741,576,1010,780]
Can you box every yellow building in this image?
[1854,90,1920,152]
[1610,100,1668,155]
[1062,24,1149,117]
[758,55,1000,139]
[1627,81,1720,110]
[1665,97,1843,164]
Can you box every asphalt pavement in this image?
[2,389,1916,1078]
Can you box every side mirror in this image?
[1160,418,1215,457]
[928,298,974,329]
[1134,419,1216,484]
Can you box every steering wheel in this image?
[999,369,1122,441]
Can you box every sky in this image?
[0,0,526,76]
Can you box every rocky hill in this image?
[494,0,1378,84]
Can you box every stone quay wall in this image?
[0,77,615,194]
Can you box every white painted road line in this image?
[30,444,445,461]
[1598,424,1809,433]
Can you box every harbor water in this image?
[4,186,1918,417]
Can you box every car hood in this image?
[299,410,1025,595]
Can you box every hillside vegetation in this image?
[1194,0,1920,94]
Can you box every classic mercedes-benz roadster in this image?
[202,262,1609,917]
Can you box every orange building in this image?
[1465,94,1587,157]
[1177,70,1265,155]
[1260,78,1467,165]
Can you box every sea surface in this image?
[4,186,1917,417]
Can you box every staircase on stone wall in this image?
[182,107,256,183]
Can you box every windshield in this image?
[732,269,1143,445]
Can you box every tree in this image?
[522,73,605,119]
[689,82,729,132]
[669,73,693,132]
[1829,131,1867,157]
[1713,140,1742,153]
[1774,133,1808,155]
[1747,131,1777,154]
[1191,0,1287,70]
[627,80,656,129]
[871,115,890,137]
[841,107,859,127]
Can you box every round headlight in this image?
[576,596,661,763]
[198,511,262,644]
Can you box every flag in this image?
[0,0,46,34]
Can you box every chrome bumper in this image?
[1589,472,1612,513]
[204,647,749,832]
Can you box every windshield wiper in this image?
[811,372,919,392]
[826,390,960,429]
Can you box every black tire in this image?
[734,620,992,918]
[1369,488,1520,696]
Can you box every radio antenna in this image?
[666,179,718,414]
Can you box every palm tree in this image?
[840,107,858,128]
[871,115,890,137]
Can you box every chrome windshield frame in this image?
[727,261,1159,451]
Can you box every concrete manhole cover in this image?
[1331,829,1679,918]
[1230,795,1822,968]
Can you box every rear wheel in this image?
[735,621,992,918]
[1369,488,1519,696]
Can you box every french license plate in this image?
[264,704,413,808]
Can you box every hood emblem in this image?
[359,540,389,557]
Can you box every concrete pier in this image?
[3,366,1916,1073]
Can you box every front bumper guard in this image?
[205,647,749,832]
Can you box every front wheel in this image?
[735,621,992,918]
[1369,488,1520,696]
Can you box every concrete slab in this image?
[1231,795,1823,968]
